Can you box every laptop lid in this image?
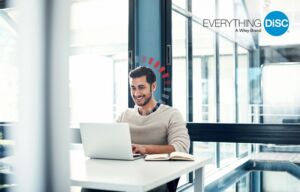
[80,123,135,160]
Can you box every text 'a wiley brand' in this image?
[237,28,262,33]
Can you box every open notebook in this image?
[145,152,194,161]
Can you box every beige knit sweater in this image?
[116,104,190,153]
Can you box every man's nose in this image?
[134,91,142,97]
[132,90,141,97]
[134,89,142,95]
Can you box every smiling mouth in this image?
[135,97,144,101]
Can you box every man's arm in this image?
[132,144,175,154]
[167,109,190,153]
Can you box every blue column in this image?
[137,0,162,101]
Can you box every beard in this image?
[132,86,153,107]
[134,94,152,106]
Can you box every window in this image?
[192,23,216,123]
[171,0,254,178]
[262,63,300,124]
[172,11,188,121]
[192,23,217,174]
[173,0,186,10]
[69,0,128,126]
[218,0,235,38]
[237,46,250,156]
[237,46,249,123]
[219,37,235,123]
[192,0,215,20]
[194,142,217,174]
[0,9,18,123]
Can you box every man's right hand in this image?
[132,144,175,154]
[132,144,147,154]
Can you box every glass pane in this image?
[237,174,250,192]
[237,46,250,123]
[237,143,249,156]
[172,0,187,10]
[194,142,217,175]
[220,142,236,167]
[219,38,236,168]
[70,0,128,49]
[0,8,18,190]
[172,11,189,188]
[172,11,187,121]
[263,171,300,191]
[224,185,236,192]
[262,63,300,124]
[192,23,216,122]
[0,11,18,123]
[69,0,128,126]
[219,37,235,123]
[237,46,250,156]
[218,0,235,37]
[235,1,254,48]
[192,0,215,19]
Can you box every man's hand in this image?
[132,144,147,154]
[132,144,175,154]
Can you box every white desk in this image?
[70,150,210,192]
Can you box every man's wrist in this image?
[144,145,175,154]
[144,145,151,154]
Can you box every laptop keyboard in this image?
[133,153,143,158]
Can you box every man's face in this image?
[130,76,156,107]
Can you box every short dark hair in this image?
[129,66,156,85]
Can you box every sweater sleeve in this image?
[167,109,190,153]
[115,111,125,122]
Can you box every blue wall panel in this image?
[137,0,162,101]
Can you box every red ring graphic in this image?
[140,55,172,104]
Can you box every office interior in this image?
[0,0,300,191]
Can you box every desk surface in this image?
[70,150,210,192]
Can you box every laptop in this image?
[80,123,144,160]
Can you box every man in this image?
[117,66,190,192]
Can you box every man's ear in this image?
[152,82,157,92]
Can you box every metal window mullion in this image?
[187,0,194,184]
[236,144,240,158]
[236,180,240,192]
[234,43,239,158]
[201,57,209,121]
[128,0,136,108]
[161,0,173,106]
[215,0,220,123]
[215,0,221,168]
[188,141,194,183]
[233,1,239,159]
[215,33,220,168]
[216,141,220,168]
[187,0,193,122]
